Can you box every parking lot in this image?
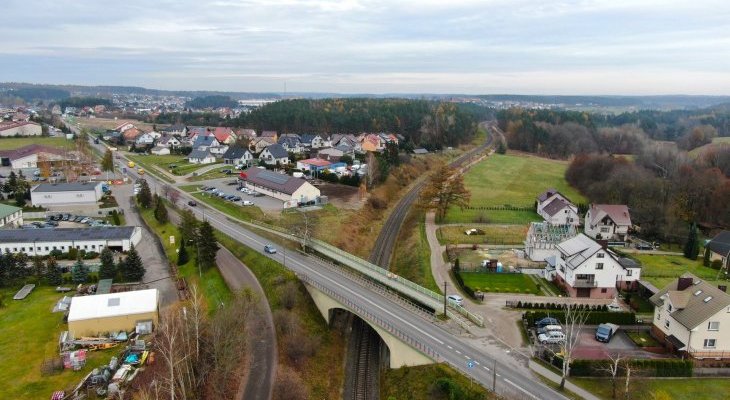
[22,213,114,229]
[535,325,669,360]
[192,178,285,212]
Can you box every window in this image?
[704,339,716,349]
[597,253,605,258]
[596,263,604,270]
[664,320,670,329]
[45,247,49,251]
[708,321,720,331]
[627,270,633,276]
[656,311,661,321]
[601,227,610,233]
[668,304,673,312]
[601,288,608,293]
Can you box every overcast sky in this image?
[2,0,730,95]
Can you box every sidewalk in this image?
[528,360,601,400]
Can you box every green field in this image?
[191,192,268,222]
[381,363,496,400]
[0,136,74,150]
[186,165,233,182]
[390,211,439,293]
[0,287,117,399]
[125,154,176,183]
[573,377,730,400]
[437,225,527,245]
[460,272,539,294]
[632,253,726,288]
[444,153,586,224]
[126,154,217,176]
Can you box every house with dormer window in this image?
[584,204,631,241]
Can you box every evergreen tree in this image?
[683,222,700,260]
[122,244,145,281]
[137,179,152,209]
[177,241,189,265]
[4,171,17,193]
[101,149,114,172]
[178,208,199,243]
[71,258,89,284]
[703,245,711,267]
[46,257,62,286]
[99,247,117,280]
[154,194,169,223]
[32,256,46,282]
[196,221,219,269]
[496,140,507,154]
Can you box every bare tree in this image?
[169,190,180,208]
[623,360,634,400]
[290,210,317,251]
[273,366,307,400]
[156,308,185,400]
[596,352,623,399]
[162,184,172,200]
[546,306,589,390]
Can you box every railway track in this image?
[352,318,380,400]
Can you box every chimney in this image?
[597,239,608,249]
[677,277,694,291]
[718,285,727,293]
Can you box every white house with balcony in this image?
[547,234,641,298]
[536,189,580,226]
[649,274,730,359]
[584,204,631,241]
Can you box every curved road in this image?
[368,121,498,268]
[80,126,569,400]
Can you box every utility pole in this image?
[443,281,448,316]
[492,359,497,392]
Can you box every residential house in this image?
[537,192,580,226]
[317,147,345,162]
[649,273,730,359]
[296,158,332,172]
[0,204,23,228]
[259,144,290,166]
[114,122,135,133]
[524,222,577,262]
[584,204,632,241]
[222,146,254,166]
[187,149,216,164]
[301,134,326,149]
[237,128,257,141]
[213,127,237,144]
[278,134,303,154]
[187,127,208,143]
[193,135,220,150]
[548,233,641,298]
[162,124,187,136]
[707,231,730,270]
[208,144,229,156]
[240,167,320,208]
[150,146,171,156]
[360,133,384,152]
[251,137,276,154]
[122,128,142,143]
[157,136,181,148]
[378,132,399,145]
[135,132,156,146]
[0,121,42,137]
[261,130,278,142]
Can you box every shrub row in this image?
[524,310,636,326]
[515,301,611,312]
[548,357,693,377]
[49,249,99,260]
[451,270,476,299]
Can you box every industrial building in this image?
[68,289,159,337]
[30,182,104,207]
[0,226,142,256]
[240,168,320,208]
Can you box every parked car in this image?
[447,294,464,307]
[264,245,277,254]
[62,214,71,221]
[537,325,563,335]
[221,169,232,174]
[231,196,241,202]
[188,201,197,207]
[242,200,254,206]
[538,331,566,344]
[79,218,90,224]
[595,323,620,343]
[535,317,560,329]
[607,303,622,312]
[635,243,653,250]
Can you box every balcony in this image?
[572,278,598,288]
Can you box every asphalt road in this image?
[80,128,570,400]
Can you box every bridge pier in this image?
[303,282,435,368]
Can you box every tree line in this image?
[185,95,238,109]
[58,96,113,109]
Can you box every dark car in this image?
[221,169,232,174]
[188,200,197,207]
[62,214,71,221]
[231,196,241,202]
[635,243,653,250]
[535,317,560,329]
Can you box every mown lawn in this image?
[573,377,730,400]
[186,165,232,181]
[125,154,176,183]
[631,253,726,288]
[0,136,74,150]
[138,206,231,309]
[437,225,527,245]
[460,272,539,294]
[444,153,585,224]
[190,192,268,222]
[0,286,118,399]
[127,153,214,178]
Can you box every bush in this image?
[711,260,723,270]
[567,358,692,377]
[83,251,99,260]
[523,310,636,326]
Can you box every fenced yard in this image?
[437,224,527,245]
[459,272,540,295]
[632,253,728,288]
[443,153,585,224]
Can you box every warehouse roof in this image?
[68,289,158,322]
[31,182,102,193]
[0,226,137,243]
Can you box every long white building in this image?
[31,182,104,207]
[0,226,142,256]
[240,168,320,208]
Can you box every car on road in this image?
[264,245,277,254]
[242,200,254,206]
[447,294,464,307]
[538,331,566,344]
[188,201,197,207]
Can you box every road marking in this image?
[455,350,461,354]
[483,366,490,371]
[473,361,480,365]
[503,378,539,400]
[447,345,452,349]
[463,355,469,359]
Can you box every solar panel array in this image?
[259,170,290,185]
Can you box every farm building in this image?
[240,168,320,208]
[68,289,159,337]
[30,182,104,207]
[0,226,142,256]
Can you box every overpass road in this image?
[77,127,570,400]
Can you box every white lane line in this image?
[474,361,480,365]
[483,367,490,371]
[463,355,469,359]
[455,350,461,354]
[447,345,453,349]
[503,378,539,400]
[496,373,501,377]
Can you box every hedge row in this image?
[547,356,692,377]
[451,270,476,299]
[515,301,611,312]
[524,310,636,326]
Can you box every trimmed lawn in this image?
[444,153,585,224]
[186,165,232,181]
[626,331,661,347]
[0,136,73,150]
[381,363,496,400]
[573,377,730,400]
[631,253,726,288]
[460,272,539,294]
[126,154,175,183]
[179,184,201,193]
[0,286,117,399]
[191,192,268,222]
[438,224,527,245]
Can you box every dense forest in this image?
[155,99,489,149]
[186,95,239,109]
[59,96,113,109]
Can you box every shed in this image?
[68,289,159,337]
